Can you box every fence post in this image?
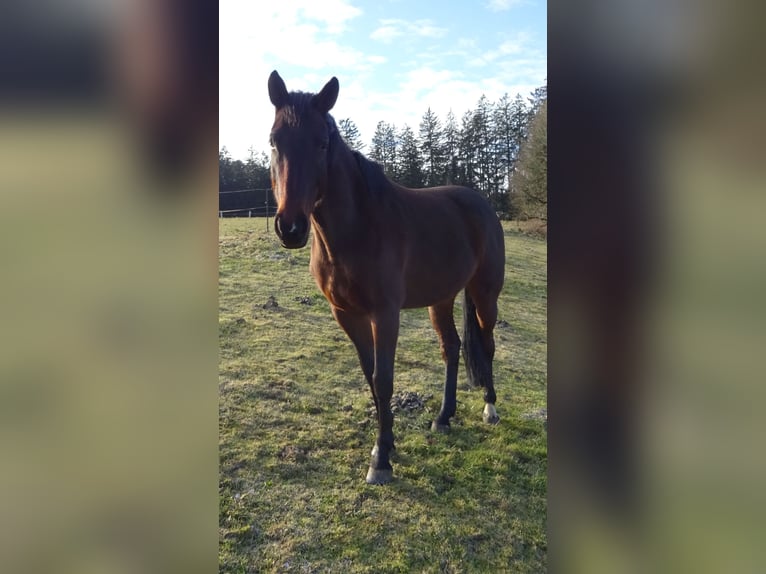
[248,210,252,218]
[265,200,269,232]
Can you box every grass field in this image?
[219,218,547,573]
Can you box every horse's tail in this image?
[462,289,492,389]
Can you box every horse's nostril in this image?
[275,213,308,247]
[295,214,308,236]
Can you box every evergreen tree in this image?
[382,122,398,179]
[511,98,547,220]
[370,121,387,165]
[338,118,365,152]
[493,95,513,193]
[418,108,445,187]
[457,110,478,189]
[355,80,547,219]
[370,121,398,177]
[219,147,232,189]
[528,82,547,115]
[219,147,248,191]
[442,110,460,185]
[396,125,424,188]
[493,94,530,217]
[471,95,495,198]
[245,146,271,190]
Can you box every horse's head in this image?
[268,70,339,249]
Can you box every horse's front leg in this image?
[366,308,400,485]
[331,306,376,412]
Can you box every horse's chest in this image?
[310,256,372,312]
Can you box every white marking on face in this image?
[289,222,297,233]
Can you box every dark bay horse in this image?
[267,71,505,484]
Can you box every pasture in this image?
[219,218,547,573]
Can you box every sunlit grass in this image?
[219,218,546,573]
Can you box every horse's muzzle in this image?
[275,212,309,249]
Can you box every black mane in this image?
[351,150,389,197]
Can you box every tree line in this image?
[219,82,546,220]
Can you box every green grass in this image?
[219,218,547,573]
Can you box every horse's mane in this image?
[350,150,389,197]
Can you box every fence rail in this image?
[218,206,272,216]
[219,204,274,231]
[219,187,276,230]
[219,187,273,195]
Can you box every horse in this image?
[267,71,505,484]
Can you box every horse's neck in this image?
[311,146,370,250]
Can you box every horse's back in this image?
[396,184,504,307]
[407,184,504,260]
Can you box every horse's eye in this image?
[319,142,328,152]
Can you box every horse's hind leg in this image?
[429,299,460,433]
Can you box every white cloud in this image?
[220,2,545,161]
[370,19,448,44]
[468,31,533,67]
[220,0,376,159]
[344,56,545,148]
[370,25,401,43]
[419,23,449,38]
[486,0,525,11]
[298,0,362,34]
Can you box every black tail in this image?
[462,290,492,389]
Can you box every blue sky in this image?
[220,0,546,160]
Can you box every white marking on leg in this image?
[483,403,499,424]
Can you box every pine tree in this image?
[442,110,460,185]
[457,110,477,189]
[493,95,514,216]
[219,147,231,189]
[418,108,445,187]
[493,93,530,218]
[370,121,387,165]
[245,146,271,190]
[471,95,495,198]
[338,118,365,152]
[396,125,424,188]
[512,98,547,221]
[370,121,398,178]
[528,82,547,115]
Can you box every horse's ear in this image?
[313,77,339,114]
[268,70,289,108]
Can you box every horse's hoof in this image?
[365,467,393,485]
[483,404,500,425]
[431,420,451,433]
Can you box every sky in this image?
[219,0,546,160]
